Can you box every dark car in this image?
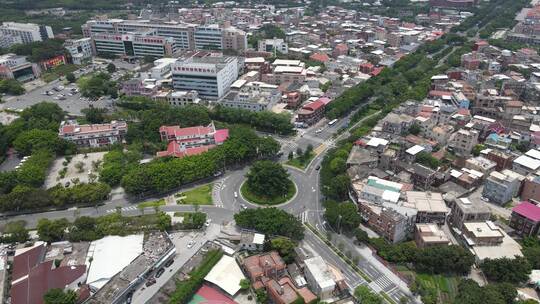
[165,259,174,268]
[145,278,156,287]
[155,268,165,278]
[316,165,321,170]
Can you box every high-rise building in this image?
[0,22,53,44]
[171,54,238,99]
[82,19,247,53]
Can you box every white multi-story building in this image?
[0,34,22,49]
[194,25,223,50]
[82,19,247,53]
[303,256,340,300]
[482,170,524,205]
[172,55,238,99]
[150,58,178,80]
[64,38,93,65]
[0,22,53,44]
[220,81,280,112]
[58,120,128,148]
[91,31,174,58]
[0,53,40,81]
[258,38,288,54]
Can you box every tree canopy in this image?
[234,208,304,240]
[245,161,292,199]
[324,201,361,232]
[43,288,78,304]
[480,257,532,284]
[354,285,383,304]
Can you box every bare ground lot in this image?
[45,152,106,188]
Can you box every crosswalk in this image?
[370,275,396,292]
[105,206,138,213]
[298,211,309,223]
[212,180,225,208]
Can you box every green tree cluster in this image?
[38,212,171,243]
[99,147,141,187]
[8,38,65,62]
[354,285,383,304]
[454,279,518,304]
[0,182,110,213]
[43,288,78,304]
[234,208,304,240]
[121,127,280,196]
[369,239,474,275]
[0,79,25,95]
[78,72,117,99]
[480,257,532,284]
[324,201,361,232]
[245,160,292,199]
[269,237,297,264]
[178,212,207,229]
[415,152,440,169]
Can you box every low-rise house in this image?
[358,201,417,243]
[462,221,523,263]
[448,129,479,156]
[409,163,437,190]
[415,224,450,248]
[405,191,448,224]
[303,256,346,300]
[521,174,540,204]
[382,113,415,135]
[512,155,540,176]
[482,170,524,205]
[239,233,265,251]
[59,120,127,148]
[464,156,497,176]
[448,197,491,230]
[296,99,326,126]
[510,201,540,237]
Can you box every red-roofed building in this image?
[309,53,330,63]
[59,120,128,148]
[510,201,540,236]
[296,99,326,126]
[189,284,237,304]
[359,63,374,74]
[370,67,384,77]
[11,242,87,304]
[157,122,229,158]
[332,44,348,58]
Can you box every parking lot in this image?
[133,224,222,304]
[0,59,138,116]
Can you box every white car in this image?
[205,219,211,227]
[234,191,238,198]
[187,240,195,248]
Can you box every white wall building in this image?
[304,256,337,300]
[0,22,53,44]
[258,38,288,54]
[172,55,238,99]
[64,37,93,65]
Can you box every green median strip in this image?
[304,223,372,283]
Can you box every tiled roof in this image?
[513,201,540,222]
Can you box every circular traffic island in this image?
[241,160,296,206]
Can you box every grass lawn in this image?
[176,183,213,205]
[286,151,315,169]
[138,199,165,208]
[240,181,296,205]
[41,64,79,83]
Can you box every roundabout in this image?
[239,179,298,207]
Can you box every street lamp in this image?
[337,214,342,234]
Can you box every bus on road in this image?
[328,119,338,126]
